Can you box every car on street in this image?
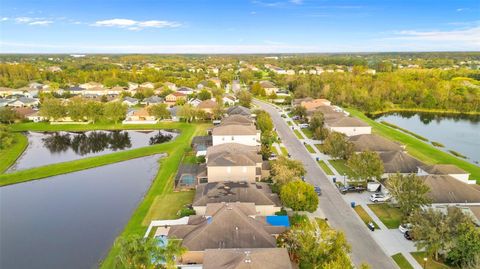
[369,193,391,203]
[314,186,322,196]
[404,230,414,240]
[399,223,413,233]
[291,115,300,120]
[339,185,366,194]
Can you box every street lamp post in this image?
[423,257,428,269]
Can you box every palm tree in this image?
[160,238,187,269]
[114,234,161,269]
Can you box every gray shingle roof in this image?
[421,175,480,204]
[326,116,369,127]
[212,124,258,136]
[379,151,423,173]
[220,115,254,126]
[350,134,403,152]
[226,106,251,116]
[420,164,468,175]
[207,143,261,166]
[203,248,292,269]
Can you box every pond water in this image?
[8,130,177,171]
[0,155,161,269]
[372,112,480,164]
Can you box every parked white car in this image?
[298,123,309,128]
[399,223,412,233]
[369,193,391,203]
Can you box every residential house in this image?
[108,86,125,95]
[295,98,331,111]
[206,143,263,182]
[349,134,404,152]
[165,92,186,107]
[128,82,139,91]
[231,80,241,93]
[259,81,278,95]
[197,99,217,115]
[188,98,202,107]
[209,77,222,88]
[418,164,474,184]
[202,248,292,269]
[83,86,108,95]
[164,82,177,91]
[212,124,260,146]
[12,107,44,122]
[0,87,23,97]
[141,96,164,106]
[67,86,86,94]
[122,97,139,107]
[140,82,155,89]
[193,181,282,215]
[420,175,480,205]
[222,94,236,106]
[79,82,103,89]
[220,115,254,127]
[226,105,251,117]
[0,98,13,107]
[325,116,372,136]
[8,97,40,107]
[176,87,194,96]
[122,107,157,124]
[378,151,424,176]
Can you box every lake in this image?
[372,112,480,164]
[0,155,161,269]
[8,130,177,171]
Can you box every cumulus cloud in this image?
[28,20,53,26]
[14,16,53,26]
[392,26,480,46]
[92,18,181,30]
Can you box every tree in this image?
[278,218,353,268]
[178,104,195,122]
[159,238,187,269]
[114,234,161,269]
[212,103,224,120]
[148,103,170,120]
[271,156,306,184]
[322,132,353,159]
[309,111,324,130]
[84,101,103,123]
[197,89,212,101]
[0,125,14,149]
[237,89,252,108]
[268,92,278,102]
[0,107,19,124]
[386,173,431,218]
[104,101,127,124]
[255,110,273,133]
[39,98,66,121]
[313,127,329,141]
[251,82,263,96]
[66,97,86,122]
[280,180,318,212]
[446,222,480,268]
[292,105,307,119]
[347,151,384,183]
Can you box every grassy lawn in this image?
[305,144,316,153]
[0,132,28,173]
[287,121,293,126]
[353,205,380,229]
[411,252,453,269]
[347,108,480,183]
[367,203,403,229]
[302,128,313,138]
[329,159,356,178]
[100,123,208,268]
[314,144,325,153]
[271,146,279,155]
[294,129,304,139]
[392,253,414,269]
[318,160,334,175]
[280,146,288,156]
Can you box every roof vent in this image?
[244,251,252,263]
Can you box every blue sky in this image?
[1,0,479,53]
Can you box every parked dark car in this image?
[281,114,287,118]
[367,222,375,231]
[404,231,414,240]
[314,186,322,196]
[339,185,366,194]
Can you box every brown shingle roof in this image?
[198,99,217,109]
[168,203,285,251]
[207,143,262,166]
[193,182,281,207]
[350,134,403,152]
[226,106,251,116]
[203,248,293,269]
[420,164,468,175]
[326,116,370,127]
[220,115,254,126]
[421,175,480,204]
[379,151,423,174]
[212,124,258,136]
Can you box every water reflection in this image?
[149,132,173,145]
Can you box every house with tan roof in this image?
[378,151,424,176]
[420,175,480,205]
[220,115,254,127]
[79,82,103,89]
[165,92,186,107]
[202,248,292,269]
[122,107,157,124]
[212,124,260,146]
[350,134,404,152]
[206,143,263,182]
[418,164,474,184]
[325,116,372,136]
[193,181,281,215]
[226,106,251,117]
[259,81,278,95]
[300,98,331,111]
[197,99,217,115]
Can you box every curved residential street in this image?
[254,99,398,269]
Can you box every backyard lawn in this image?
[305,144,316,153]
[367,203,403,229]
[271,146,279,155]
[0,132,28,173]
[142,190,195,225]
[301,128,313,138]
[287,121,293,126]
[411,252,453,269]
[392,253,414,269]
[317,160,334,175]
[353,205,380,229]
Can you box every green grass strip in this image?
[305,144,316,153]
[353,205,380,229]
[329,159,356,178]
[294,129,304,139]
[302,128,313,138]
[347,108,480,183]
[280,146,288,156]
[410,252,452,269]
[318,160,334,175]
[391,253,414,269]
[0,132,28,173]
[367,204,402,229]
[380,121,429,141]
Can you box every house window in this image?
[231,136,235,141]
[227,167,231,173]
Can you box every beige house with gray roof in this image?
[206,143,263,182]
[421,175,480,205]
[325,116,372,136]
[202,248,292,269]
[418,164,473,184]
[379,151,424,176]
[350,134,404,152]
[193,182,281,215]
[212,124,260,146]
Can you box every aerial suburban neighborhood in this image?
[1,1,480,269]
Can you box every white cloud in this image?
[391,26,480,45]
[93,18,181,30]
[290,0,303,4]
[14,16,53,26]
[1,17,9,21]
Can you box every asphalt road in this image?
[254,100,397,269]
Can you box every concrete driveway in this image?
[254,99,398,269]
